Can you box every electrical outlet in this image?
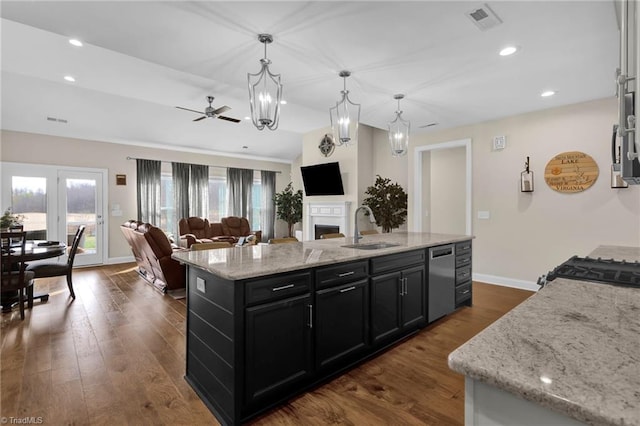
[493,136,506,150]
[477,210,491,220]
[196,277,206,293]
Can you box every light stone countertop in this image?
[448,245,640,426]
[172,232,471,280]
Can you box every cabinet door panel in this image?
[402,265,426,328]
[245,293,312,403]
[316,279,369,369]
[371,272,402,343]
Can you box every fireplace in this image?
[306,201,351,241]
[315,225,340,240]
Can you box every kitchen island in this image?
[448,245,640,426]
[172,232,472,425]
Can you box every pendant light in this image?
[329,70,360,146]
[247,34,282,131]
[388,94,410,156]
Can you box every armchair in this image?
[221,216,262,243]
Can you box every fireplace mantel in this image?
[306,201,351,241]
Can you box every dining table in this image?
[1,240,67,312]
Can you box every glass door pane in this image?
[11,176,48,240]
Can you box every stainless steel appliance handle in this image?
[431,246,454,259]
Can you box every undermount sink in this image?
[341,242,401,250]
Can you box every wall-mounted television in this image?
[300,162,345,196]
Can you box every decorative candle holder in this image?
[521,156,534,192]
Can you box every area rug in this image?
[167,288,186,300]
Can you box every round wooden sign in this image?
[544,151,598,193]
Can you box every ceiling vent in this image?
[46,116,68,123]
[466,4,502,31]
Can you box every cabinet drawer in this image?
[455,254,472,268]
[456,266,471,284]
[316,261,368,290]
[245,272,311,305]
[455,282,472,303]
[455,240,472,256]
[371,249,425,274]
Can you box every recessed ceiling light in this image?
[541,90,556,97]
[69,39,83,47]
[244,116,251,120]
[280,100,287,105]
[499,46,517,56]
[64,75,76,82]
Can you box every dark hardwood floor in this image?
[0,263,533,425]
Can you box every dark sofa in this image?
[120,220,186,292]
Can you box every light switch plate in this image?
[492,136,506,150]
[477,210,491,219]
[196,277,206,293]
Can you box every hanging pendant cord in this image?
[263,41,268,60]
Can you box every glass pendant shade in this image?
[329,71,360,146]
[248,34,282,131]
[388,94,410,156]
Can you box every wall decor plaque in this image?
[544,151,598,193]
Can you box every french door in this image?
[58,170,104,266]
[1,162,106,266]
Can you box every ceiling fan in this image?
[175,96,241,123]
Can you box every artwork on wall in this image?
[544,151,598,193]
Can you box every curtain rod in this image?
[126,156,282,174]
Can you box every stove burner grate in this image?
[541,256,640,288]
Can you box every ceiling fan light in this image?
[248,34,282,131]
[329,71,360,146]
[388,94,410,157]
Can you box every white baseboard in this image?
[107,256,135,265]
[473,273,539,292]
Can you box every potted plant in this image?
[274,183,303,238]
[362,175,408,233]
[0,208,24,230]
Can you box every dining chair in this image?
[27,225,85,299]
[360,230,379,235]
[1,231,34,320]
[190,241,233,250]
[320,233,345,239]
[268,237,299,244]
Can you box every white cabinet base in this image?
[464,378,585,426]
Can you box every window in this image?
[251,170,262,231]
[12,176,48,239]
[208,168,227,222]
[160,171,175,235]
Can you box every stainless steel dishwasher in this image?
[428,244,455,322]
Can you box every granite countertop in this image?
[448,245,640,426]
[172,232,471,280]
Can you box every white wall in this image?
[407,97,640,285]
[429,147,466,234]
[0,130,292,260]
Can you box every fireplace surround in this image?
[306,201,351,241]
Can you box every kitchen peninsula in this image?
[448,245,640,426]
[172,232,473,425]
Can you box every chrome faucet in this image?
[354,205,376,242]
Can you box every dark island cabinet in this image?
[315,278,369,370]
[245,293,313,406]
[371,251,426,345]
[183,243,470,425]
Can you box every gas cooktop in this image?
[538,256,640,288]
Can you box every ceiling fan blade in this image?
[218,115,241,123]
[176,106,205,114]
[193,116,207,122]
[212,105,231,115]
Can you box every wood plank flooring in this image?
[1,263,533,425]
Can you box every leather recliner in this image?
[178,217,236,248]
[120,221,186,292]
[221,216,262,243]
